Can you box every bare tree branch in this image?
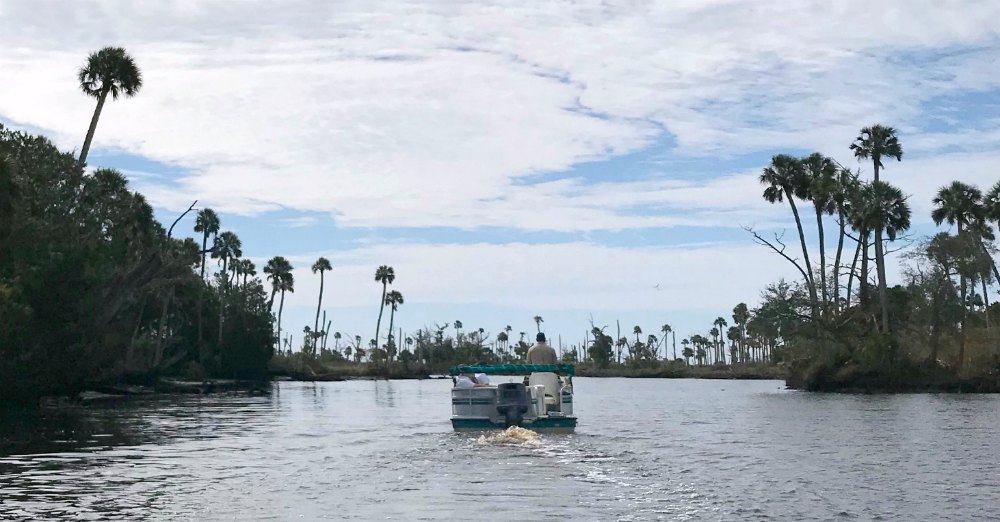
[167,200,197,239]
[744,226,812,285]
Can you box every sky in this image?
[2,1,1000,354]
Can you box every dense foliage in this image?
[0,125,274,400]
[750,125,1000,391]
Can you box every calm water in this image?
[1,379,998,520]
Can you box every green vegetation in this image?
[0,48,276,401]
[748,125,1000,392]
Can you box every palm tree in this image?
[334,331,342,351]
[239,259,256,287]
[732,303,749,363]
[850,124,903,183]
[932,181,985,369]
[851,124,903,314]
[212,231,241,345]
[856,181,912,332]
[193,208,219,344]
[374,265,395,345]
[212,231,242,282]
[661,324,673,359]
[713,317,728,363]
[263,256,292,312]
[832,168,860,308]
[681,339,693,365]
[311,257,332,354]
[77,47,142,164]
[385,290,404,357]
[727,327,740,363]
[273,266,295,352]
[194,209,220,280]
[760,154,819,316]
[709,327,720,364]
[533,315,544,333]
[633,325,642,346]
[802,153,839,310]
[981,181,1000,285]
[497,331,509,356]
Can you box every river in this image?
[1,378,998,520]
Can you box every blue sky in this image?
[2,1,1000,353]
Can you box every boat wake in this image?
[476,426,541,446]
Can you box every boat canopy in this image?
[448,364,575,376]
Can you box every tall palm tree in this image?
[240,259,256,287]
[312,257,332,354]
[212,231,242,282]
[732,302,749,363]
[212,231,241,345]
[681,339,692,365]
[855,181,911,332]
[850,124,903,183]
[713,317,728,363]
[374,265,395,345]
[274,267,295,352]
[727,327,740,363]
[932,181,985,369]
[385,290,404,355]
[193,208,219,345]
[333,331,342,351]
[194,209,220,280]
[981,181,1000,284]
[661,324,673,359]
[533,315,544,333]
[709,327,720,363]
[263,256,293,311]
[802,153,839,310]
[851,124,903,311]
[832,168,859,308]
[760,154,818,316]
[77,47,142,164]
[633,325,642,346]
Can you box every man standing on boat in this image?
[526,332,557,364]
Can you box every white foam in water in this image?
[476,426,541,446]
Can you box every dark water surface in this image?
[1,379,998,520]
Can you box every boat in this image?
[449,363,577,433]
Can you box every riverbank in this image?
[267,353,786,381]
[786,357,1000,393]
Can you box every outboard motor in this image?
[496,382,530,427]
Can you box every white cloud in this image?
[1,0,999,231]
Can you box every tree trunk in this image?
[860,231,870,306]
[154,288,174,369]
[314,271,324,356]
[197,232,208,344]
[815,205,828,313]
[127,295,148,372]
[875,229,890,334]
[79,88,109,164]
[981,278,990,331]
[958,222,967,372]
[833,209,846,310]
[277,289,286,353]
[375,282,387,347]
[388,307,396,361]
[786,191,819,319]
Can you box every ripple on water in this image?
[2,379,1000,520]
